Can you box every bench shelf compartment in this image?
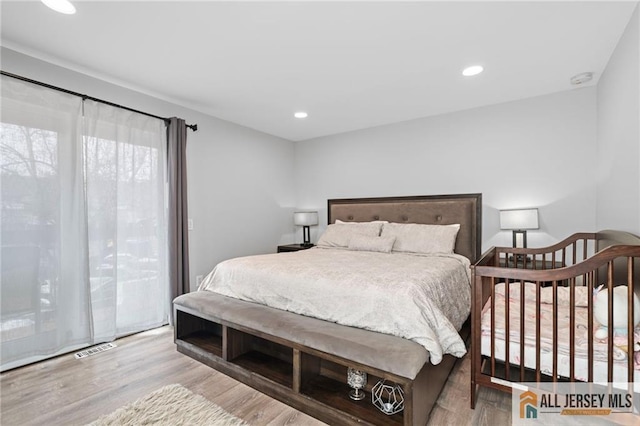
[174,301,461,426]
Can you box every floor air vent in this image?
[74,343,117,359]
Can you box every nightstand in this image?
[500,257,567,286]
[501,257,561,269]
[277,244,314,253]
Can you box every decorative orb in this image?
[372,380,404,415]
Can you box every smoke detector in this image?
[570,72,594,86]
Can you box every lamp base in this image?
[302,225,311,246]
[512,230,527,249]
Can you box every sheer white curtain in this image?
[1,76,92,369]
[83,100,169,341]
[1,77,169,370]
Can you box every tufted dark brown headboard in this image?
[328,194,482,263]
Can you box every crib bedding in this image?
[198,247,471,364]
[481,282,640,383]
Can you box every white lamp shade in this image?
[499,208,539,230]
[293,211,318,226]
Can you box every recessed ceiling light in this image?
[41,0,76,15]
[462,65,484,77]
[294,112,308,119]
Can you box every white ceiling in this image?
[1,1,637,141]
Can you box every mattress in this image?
[481,282,640,383]
[198,247,471,364]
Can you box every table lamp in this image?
[499,208,539,248]
[294,211,318,247]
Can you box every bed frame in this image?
[174,193,481,426]
[470,230,640,407]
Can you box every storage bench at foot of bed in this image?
[174,291,466,426]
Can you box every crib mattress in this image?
[481,282,640,383]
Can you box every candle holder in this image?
[372,380,404,415]
[347,367,367,401]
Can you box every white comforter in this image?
[198,247,471,364]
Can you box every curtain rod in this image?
[1,70,198,132]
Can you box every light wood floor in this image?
[0,326,511,425]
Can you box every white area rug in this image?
[89,384,248,425]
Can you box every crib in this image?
[470,230,640,408]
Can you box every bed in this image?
[174,193,482,426]
[470,230,640,408]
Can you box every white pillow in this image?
[316,222,383,248]
[381,223,460,254]
[348,235,396,253]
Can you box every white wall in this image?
[5,5,638,283]
[596,4,640,235]
[295,88,598,251]
[1,47,297,290]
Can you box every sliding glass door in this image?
[1,76,169,370]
